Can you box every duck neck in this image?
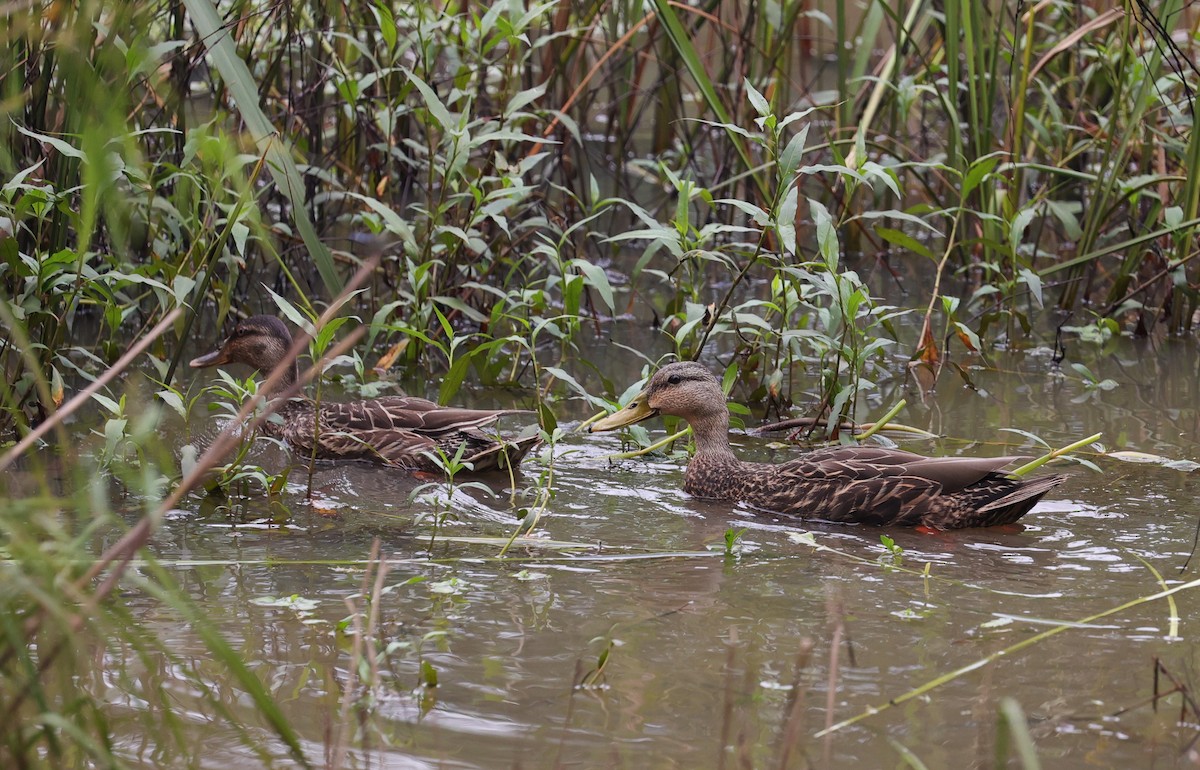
[688,406,737,462]
[263,359,301,399]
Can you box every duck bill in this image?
[590,394,657,432]
[189,346,230,368]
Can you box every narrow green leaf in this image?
[776,185,798,256]
[572,259,615,312]
[1010,207,1037,250]
[433,295,489,324]
[876,227,934,260]
[439,354,472,404]
[182,0,342,295]
[506,82,548,116]
[779,124,811,181]
[647,0,768,199]
[810,199,839,270]
[744,78,771,118]
[265,285,314,334]
[404,68,456,131]
[1018,268,1043,308]
[13,123,86,160]
[995,698,1041,770]
[341,191,417,252]
[544,366,609,408]
[962,154,1001,198]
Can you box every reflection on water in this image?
[95,331,1200,768]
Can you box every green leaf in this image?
[744,78,771,118]
[1018,268,1043,308]
[779,124,810,181]
[1010,207,1037,249]
[962,154,1001,198]
[544,366,609,409]
[13,123,86,160]
[432,295,489,324]
[404,68,456,131]
[91,392,121,414]
[952,321,981,351]
[714,198,770,224]
[571,259,615,313]
[439,354,472,404]
[810,199,839,270]
[156,390,187,419]
[340,191,417,253]
[265,286,314,334]
[875,226,934,260]
[1043,198,1083,240]
[860,161,901,198]
[506,82,547,116]
[172,274,197,306]
[1070,362,1096,381]
[375,1,396,52]
[776,185,798,256]
[855,209,940,233]
[995,698,1041,770]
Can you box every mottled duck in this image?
[190,315,538,473]
[589,362,1066,529]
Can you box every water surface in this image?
[87,326,1200,768]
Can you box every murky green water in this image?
[89,319,1200,768]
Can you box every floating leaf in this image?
[1108,450,1200,473]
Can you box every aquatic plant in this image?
[2,0,1199,764]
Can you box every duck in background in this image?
[190,315,539,473]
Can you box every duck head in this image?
[190,315,297,393]
[589,361,724,432]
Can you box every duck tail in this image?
[975,473,1069,526]
[463,432,542,473]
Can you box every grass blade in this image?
[182,0,342,295]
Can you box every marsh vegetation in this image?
[3,0,1200,766]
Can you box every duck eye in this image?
[667,374,682,385]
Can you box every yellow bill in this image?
[589,393,657,432]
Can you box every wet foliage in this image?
[2,0,1200,766]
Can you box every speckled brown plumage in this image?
[590,362,1067,530]
[191,315,538,473]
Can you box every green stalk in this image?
[855,400,906,442]
[1004,2,1037,219]
[817,573,1200,737]
[1008,432,1101,477]
[1040,216,1200,276]
[845,0,926,169]
[604,427,691,461]
[1130,553,1179,639]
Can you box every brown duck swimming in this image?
[590,362,1067,529]
[190,315,539,473]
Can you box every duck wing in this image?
[749,448,1057,527]
[301,398,538,471]
[307,425,440,468]
[795,446,1026,492]
[320,396,527,437]
[741,458,940,525]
